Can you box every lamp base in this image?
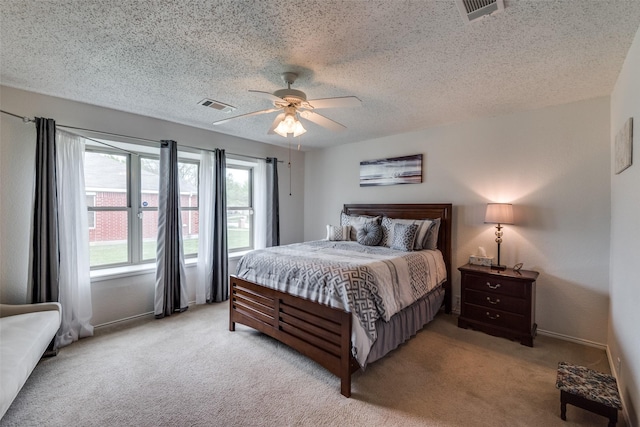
[490,264,507,271]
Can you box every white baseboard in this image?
[93,300,199,329]
[606,346,631,426]
[94,311,154,329]
[606,346,618,378]
[536,328,607,350]
[448,319,607,350]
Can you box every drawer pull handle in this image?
[486,312,500,320]
[486,297,500,305]
[486,282,501,290]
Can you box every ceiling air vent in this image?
[456,0,504,23]
[198,98,236,113]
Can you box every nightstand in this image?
[458,263,539,347]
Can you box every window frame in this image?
[137,154,158,263]
[86,192,96,229]
[177,159,200,259]
[226,163,254,254]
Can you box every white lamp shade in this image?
[273,113,306,137]
[291,120,306,137]
[484,203,514,224]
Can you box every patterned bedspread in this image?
[235,240,447,367]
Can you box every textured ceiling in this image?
[2,1,640,150]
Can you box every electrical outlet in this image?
[617,357,622,373]
[455,296,461,312]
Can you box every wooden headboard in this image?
[343,203,453,313]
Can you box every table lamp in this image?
[484,203,514,270]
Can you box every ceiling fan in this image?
[212,72,361,137]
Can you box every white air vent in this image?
[456,0,504,23]
[198,98,236,113]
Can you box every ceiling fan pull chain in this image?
[288,135,292,196]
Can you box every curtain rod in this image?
[1,109,283,163]
[64,129,137,155]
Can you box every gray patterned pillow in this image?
[326,224,352,241]
[390,223,419,251]
[381,217,433,250]
[356,221,383,246]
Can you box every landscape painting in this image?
[360,154,423,187]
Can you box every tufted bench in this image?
[556,362,622,427]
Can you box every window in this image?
[138,157,199,261]
[227,165,253,253]
[85,144,199,269]
[139,156,159,261]
[85,151,130,267]
[85,141,263,268]
[178,161,199,256]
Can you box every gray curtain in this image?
[31,117,60,304]
[209,149,228,302]
[154,140,188,318]
[266,157,280,247]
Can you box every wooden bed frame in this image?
[229,203,452,397]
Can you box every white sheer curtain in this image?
[197,149,228,303]
[197,151,215,304]
[55,130,93,347]
[254,159,267,250]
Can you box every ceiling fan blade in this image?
[267,113,286,135]
[212,108,279,126]
[299,110,346,132]
[305,96,362,110]
[248,90,285,103]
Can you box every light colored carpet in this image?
[1,303,623,426]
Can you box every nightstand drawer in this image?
[463,303,527,331]
[464,274,526,298]
[464,288,527,314]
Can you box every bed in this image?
[229,203,452,397]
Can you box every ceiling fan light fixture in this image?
[292,120,306,138]
[224,71,359,136]
[274,112,306,137]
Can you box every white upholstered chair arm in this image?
[0,302,61,318]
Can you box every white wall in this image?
[304,97,611,344]
[0,86,305,326]
[609,24,640,426]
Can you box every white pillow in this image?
[326,224,352,241]
[381,217,433,250]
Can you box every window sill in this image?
[88,252,251,282]
[91,258,198,282]
[229,250,251,261]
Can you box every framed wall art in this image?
[360,154,422,187]
[614,117,633,174]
